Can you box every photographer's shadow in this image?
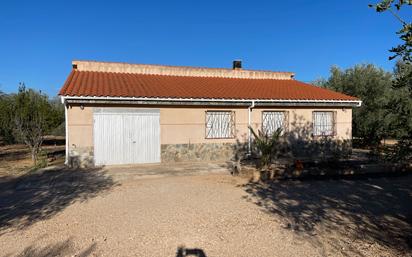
[176,246,206,257]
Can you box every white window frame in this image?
[262,111,288,136]
[313,111,336,136]
[205,111,235,139]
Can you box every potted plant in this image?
[249,126,282,181]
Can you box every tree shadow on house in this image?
[2,238,96,257]
[279,113,352,161]
[242,173,412,256]
[230,113,354,174]
[0,166,118,234]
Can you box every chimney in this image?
[233,60,242,70]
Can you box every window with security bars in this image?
[205,111,235,139]
[313,111,336,136]
[262,111,288,135]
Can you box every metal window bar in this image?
[262,111,286,135]
[205,111,235,139]
[313,111,334,136]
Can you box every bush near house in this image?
[248,126,282,169]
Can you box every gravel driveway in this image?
[0,164,411,257]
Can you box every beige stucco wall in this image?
[67,105,94,149]
[160,107,249,144]
[66,104,352,150]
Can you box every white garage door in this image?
[93,108,160,165]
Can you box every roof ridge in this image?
[74,69,300,81]
[72,60,295,80]
[72,59,294,73]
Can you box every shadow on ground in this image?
[0,166,118,234]
[242,173,412,256]
[2,238,96,257]
[176,246,207,257]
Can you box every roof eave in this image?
[60,96,362,107]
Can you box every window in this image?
[313,111,336,136]
[205,111,235,139]
[262,111,288,135]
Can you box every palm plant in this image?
[249,126,282,169]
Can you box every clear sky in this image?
[1,0,410,96]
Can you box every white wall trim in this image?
[60,96,362,107]
[64,102,68,165]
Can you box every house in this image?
[59,60,361,167]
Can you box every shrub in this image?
[249,126,282,169]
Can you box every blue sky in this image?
[1,0,410,96]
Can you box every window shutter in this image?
[333,111,337,136]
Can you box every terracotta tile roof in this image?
[59,64,358,101]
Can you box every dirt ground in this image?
[0,144,65,177]
[0,163,411,257]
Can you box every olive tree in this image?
[371,0,412,161]
[318,64,393,146]
[0,91,15,144]
[14,84,51,163]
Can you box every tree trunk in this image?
[31,147,37,165]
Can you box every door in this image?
[93,108,160,165]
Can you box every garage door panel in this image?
[94,109,160,165]
[94,113,124,165]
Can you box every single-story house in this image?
[59,60,361,167]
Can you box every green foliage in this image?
[34,149,49,169]
[9,84,64,164]
[0,85,65,149]
[14,84,52,163]
[50,122,66,137]
[384,139,412,162]
[371,1,412,162]
[249,126,282,169]
[0,92,16,144]
[46,96,65,134]
[320,64,393,146]
[386,62,412,139]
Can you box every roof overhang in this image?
[60,96,362,107]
